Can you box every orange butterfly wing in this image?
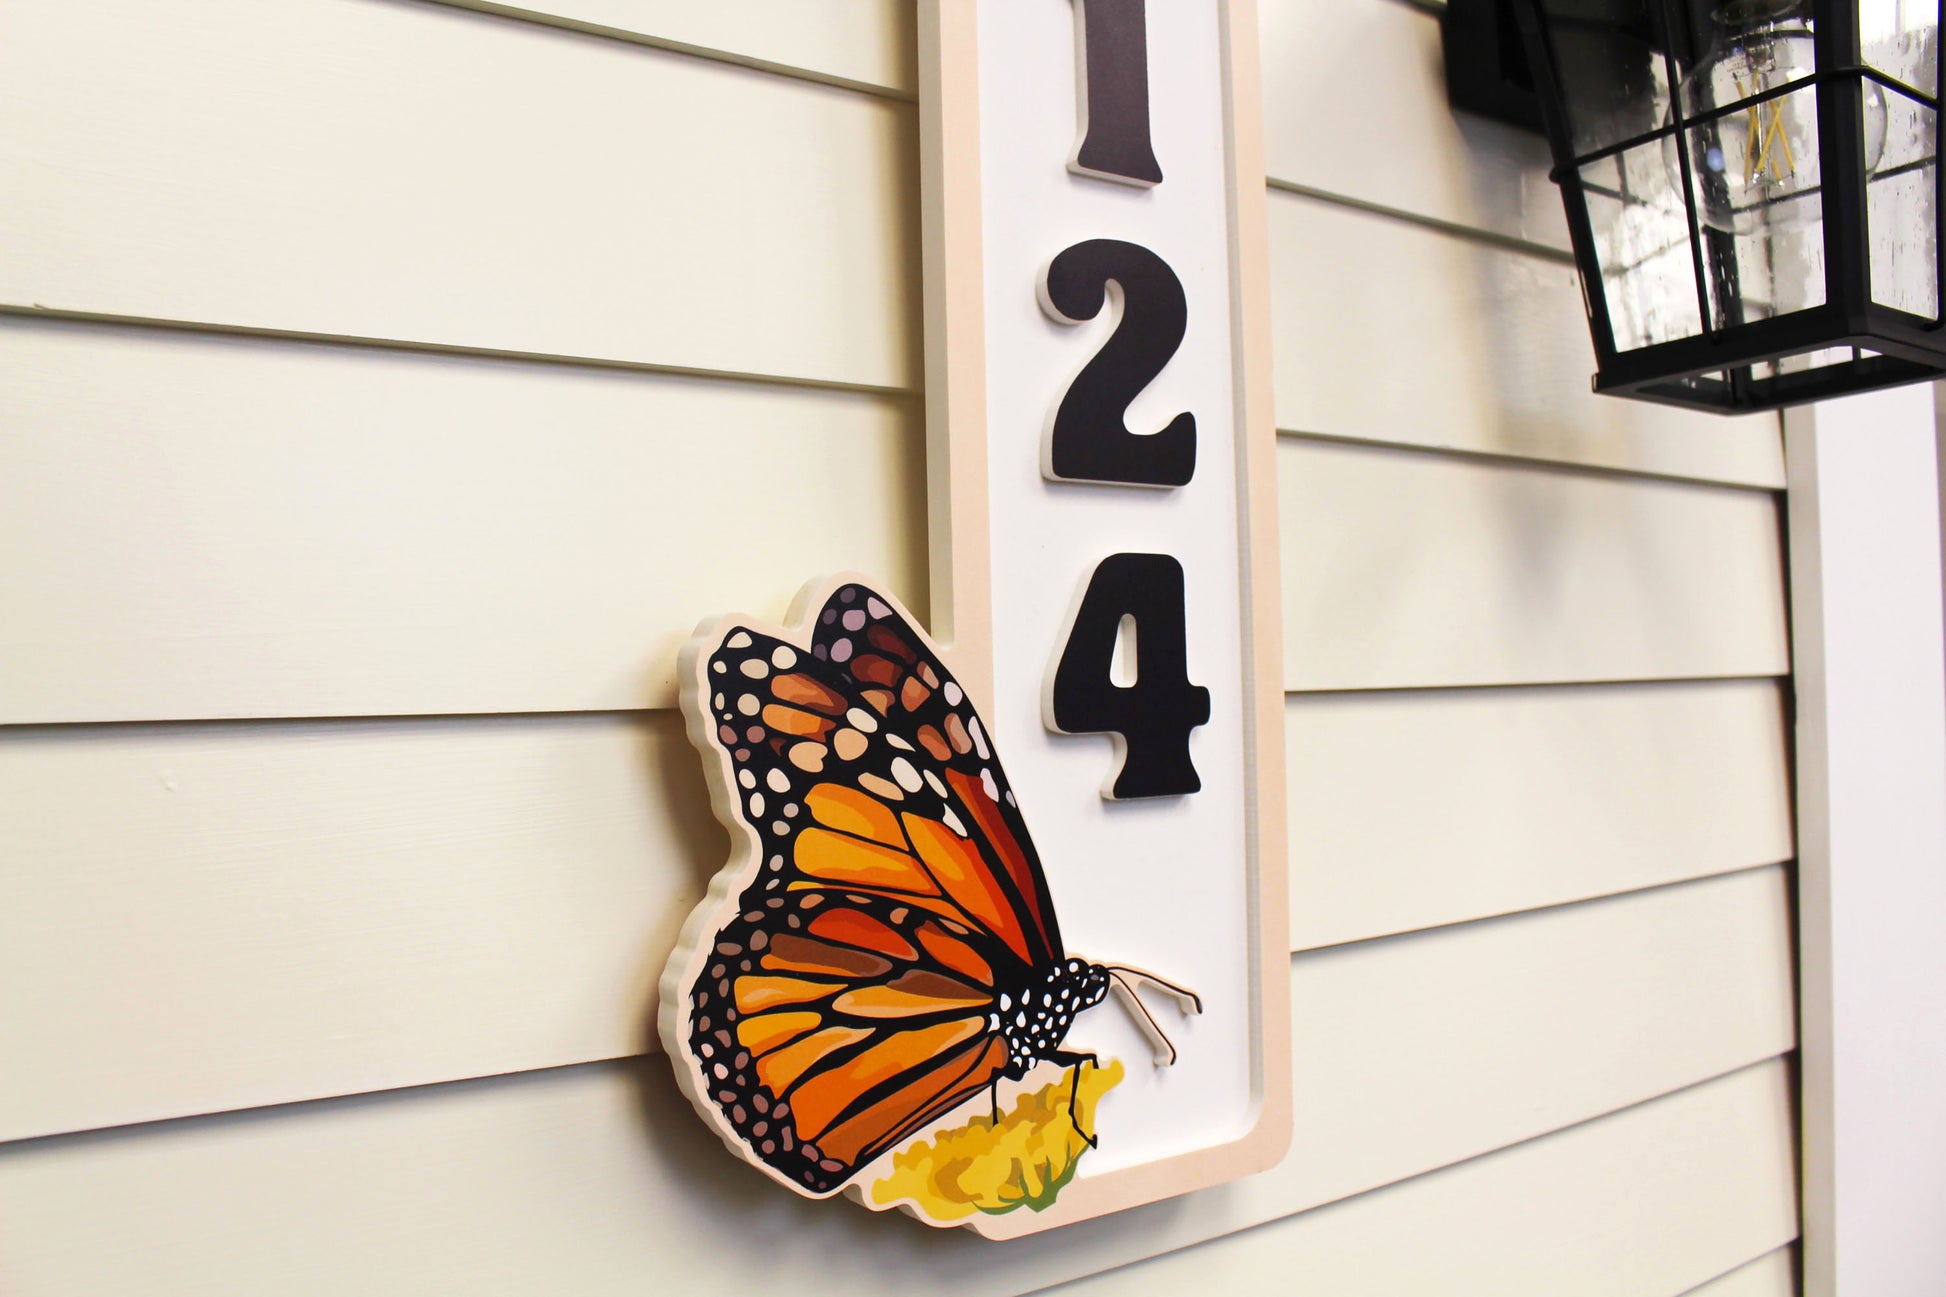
[807,585,1061,965]
[680,584,1063,1194]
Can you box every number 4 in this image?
[1048,553,1210,799]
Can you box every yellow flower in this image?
[870,1058,1125,1220]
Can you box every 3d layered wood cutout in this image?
[659,578,1201,1230]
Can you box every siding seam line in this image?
[0,305,920,401]
[1265,177,1577,264]
[0,674,1792,733]
[407,0,916,102]
[1276,426,1788,494]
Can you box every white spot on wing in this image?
[969,719,991,760]
[944,682,963,706]
[890,757,922,793]
[980,769,999,803]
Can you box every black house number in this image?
[1045,0,1209,800]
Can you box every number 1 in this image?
[1068,0,1162,187]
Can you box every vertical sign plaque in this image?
[660,0,1287,1238]
[914,0,1290,1236]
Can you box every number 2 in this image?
[1049,553,1210,799]
[1039,239,1196,488]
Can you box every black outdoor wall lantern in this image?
[1445,0,1943,413]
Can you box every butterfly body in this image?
[995,958,1110,1079]
[660,577,1192,1215]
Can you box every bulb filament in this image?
[1734,73,1798,184]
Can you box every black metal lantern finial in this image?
[1446,0,1943,414]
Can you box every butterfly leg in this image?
[989,1075,1002,1125]
[1047,1050,1099,1148]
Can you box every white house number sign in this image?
[659,0,1289,1238]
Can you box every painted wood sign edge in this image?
[918,0,1290,1233]
[656,0,1289,1236]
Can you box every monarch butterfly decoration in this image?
[658,575,1202,1229]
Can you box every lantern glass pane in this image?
[1868,85,1940,317]
[1701,208,1829,328]
[1861,0,1940,97]
[1578,143,1705,347]
[1537,0,1669,156]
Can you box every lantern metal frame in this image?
[1454,0,1946,414]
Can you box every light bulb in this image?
[1666,1,1887,235]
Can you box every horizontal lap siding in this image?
[1034,1065,1798,1297]
[1267,193,1786,486]
[0,318,926,722]
[1258,0,1785,489]
[0,1059,1799,1297]
[0,775,1798,1170]
[0,321,1783,723]
[0,0,1802,1292]
[0,0,918,390]
[1280,439,1789,689]
[1289,678,1794,948]
[1260,0,1567,250]
[0,698,1792,1140]
[1252,0,1797,1289]
[0,1040,1798,1297]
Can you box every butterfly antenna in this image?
[1104,965,1203,1015]
[1109,971,1181,1067]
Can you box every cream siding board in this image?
[0,318,1784,723]
[0,318,927,722]
[0,1059,1798,1297]
[1280,439,1789,690]
[1033,1065,1798,1297]
[1288,677,1794,948]
[0,0,1800,1291]
[0,0,919,391]
[1268,193,1787,487]
[1260,0,1569,251]
[0,722,1794,1138]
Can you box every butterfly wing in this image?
[688,892,1011,1193]
[807,582,1063,965]
[677,601,1052,1195]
